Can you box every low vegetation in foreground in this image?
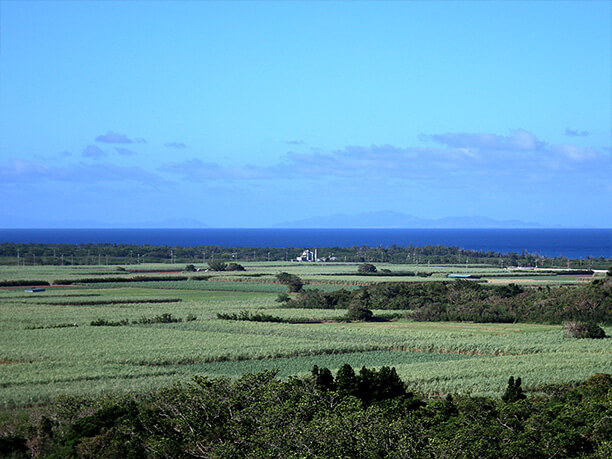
[1,369,611,458]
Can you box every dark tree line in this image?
[280,277,612,324]
[1,242,609,268]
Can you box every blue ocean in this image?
[0,229,611,258]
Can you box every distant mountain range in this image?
[273,211,544,228]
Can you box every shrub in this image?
[184,264,196,272]
[346,305,373,321]
[186,313,197,322]
[0,280,50,287]
[564,321,606,339]
[207,260,228,271]
[135,313,181,325]
[276,272,304,292]
[90,318,129,327]
[358,263,377,274]
[227,263,245,271]
[276,293,290,303]
[217,311,283,323]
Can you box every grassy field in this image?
[0,261,600,285]
[0,263,609,407]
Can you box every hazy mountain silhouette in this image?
[273,211,543,228]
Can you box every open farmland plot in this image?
[0,264,611,407]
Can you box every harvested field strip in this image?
[82,280,290,293]
[56,275,190,284]
[0,294,102,299]
[36,298,182,306]
[127,270,183,274]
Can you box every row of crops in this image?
[0,263,610,407]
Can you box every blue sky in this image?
[1,1,610,227]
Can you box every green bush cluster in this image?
[276,272,304,292]
[25,323,78,330]
[358,263,378,273]
[283,278,612,324]
[227,262,245,271]
[206,260,244,271]
[216,310,320,324]
[323,270,433,277]
[207,260,228,271]
[90,318,129,327]
[0,280,50,287]
[90,313,196,327]
[564,321,607,339]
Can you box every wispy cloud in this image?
[159,129,610,189]
[115,147,137,156]
[159,159,279,181]
[565,128,589,137]
[95,131,134,143]
[287,140,305,145]
[549,144,599,161]
[164,142,187,149]
[82,145,106,159]
[160,159,223,180]
[0,159,168,186]
[420,128,546,152]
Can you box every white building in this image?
[296,249,318,262]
